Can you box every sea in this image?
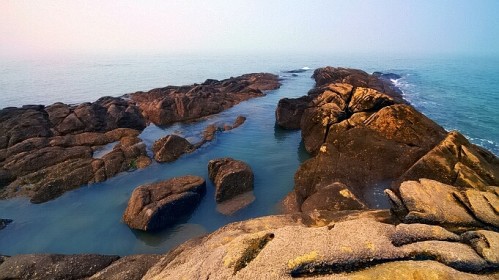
[0,53,498,255]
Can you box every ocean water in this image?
[0,53,498,255]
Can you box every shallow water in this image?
[0,53,498,255]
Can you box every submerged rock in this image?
[208,158,254,203]
[123,175,206,231]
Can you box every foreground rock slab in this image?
[123,175,206,231]
[142,210,498,279]
[208,158,254,203]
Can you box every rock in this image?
[348,87,395,113]
[208,158,254,202]
[462,230,499,265]
[152,135,194,163]
[0,218,12,230]
[385,179,498,229]
[142,212,498,279]
[129,73,280,125]
[275,96,311,129]
[0,254,119,280]
[396,130,499,190]
[283,67,451,211]
[88,254,161,280]
[123,175,206,231]
[300,182,367,212]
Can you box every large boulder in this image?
[0,254,119,280]
[123,175,206,231]
[152,135,194,163]
[208,158,254,203]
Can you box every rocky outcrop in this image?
[0,218,12,230]
[123,175,206,231]
[1,73,278,203]
[278,67,498,212]
[127,73,280,126]
[208,158,254,203]
[142,208,498,279]
[0,128,150,203]
[152,135,194,163]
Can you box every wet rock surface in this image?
[123,175,206,231]
[0,73,279,203]
[208,158,254,203]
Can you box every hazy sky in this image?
[1,0,499,58]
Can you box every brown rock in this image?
[208,158,254,202]
[123,175,206,231]
[129,73,280,125]
[397,131,499,190]
[275,96,311,130]
[152,135,193,163]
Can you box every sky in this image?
[1,0,499,58]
